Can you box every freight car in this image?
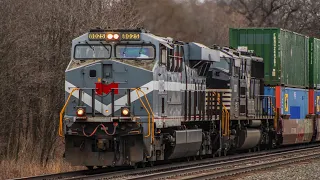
[60,28,320,169]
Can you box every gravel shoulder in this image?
[233,158,320,180]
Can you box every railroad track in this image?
[11,167,124,180]
[14,144,320,180]
[127,146,320,180]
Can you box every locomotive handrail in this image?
[218,93,230,136]
[212,92,229,136]
[269,96,278,131]
[137,88,155,143]
[206,90,230,136]
[259,95,277,130]
[59,88,80,137]
[133,88,155,143]
[134,88,151,138]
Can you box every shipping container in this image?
[229,28,309,87]
[309,38,320,89]
[264,86,309,119]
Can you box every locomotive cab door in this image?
[166,44,183,119]
[239,57,247,117]
[158,45,170,117]
[230,57,240,119]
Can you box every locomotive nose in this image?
[90,61,153,118]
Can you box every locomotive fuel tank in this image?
[238,128,262,150]
[165,129,203,159]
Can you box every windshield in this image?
[213,58,230,72]
[74,44,111,59]
[116,45,155,59]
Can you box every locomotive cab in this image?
[66,29,158,119]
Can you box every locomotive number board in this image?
[121,33,140,41]
[88,32,141,41]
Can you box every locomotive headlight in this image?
[76,107,85,116]
[107,34,113,40]
[121,107,130,117]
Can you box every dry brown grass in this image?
[0,158,84,180]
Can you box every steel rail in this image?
[188,153,320,180]
[126,146,320,180]
[12,167,123,180]
[13,143,320,180]
[67,144,320,180]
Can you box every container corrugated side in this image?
[229,28,309,87]
[309,38,320,89]
[264,86,309,119]
[229,28,279,85]
[280,30,309,87]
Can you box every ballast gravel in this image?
[235,158,320,180]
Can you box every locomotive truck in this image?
[60,28,319,169]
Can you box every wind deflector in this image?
[160,42,173,49]
[187,42,220,76]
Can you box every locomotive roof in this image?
[187,42,220,62]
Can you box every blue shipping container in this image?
[264,87,308,119]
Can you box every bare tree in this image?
[0,0,143,166]
[140,0,246,46]
[227,0,320,36]
[0,0,247,171]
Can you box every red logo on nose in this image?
[95,82,119,95]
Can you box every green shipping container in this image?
[309,38,320,89]
[229,28,309,87]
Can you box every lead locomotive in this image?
[61,28,313,169]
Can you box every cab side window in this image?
[161,47,167,65]
[169,48,174,71]
[174,45,179,72]
[179,46,184,72]
[168,44,184,72]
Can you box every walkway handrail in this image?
[59,88,79,137]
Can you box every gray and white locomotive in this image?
[61,28,275,168]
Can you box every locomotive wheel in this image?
[139,162,146,168]
[223,150,227,156]
[148,161,154,167]
[214,150,221,157]
[86,166,94,170]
